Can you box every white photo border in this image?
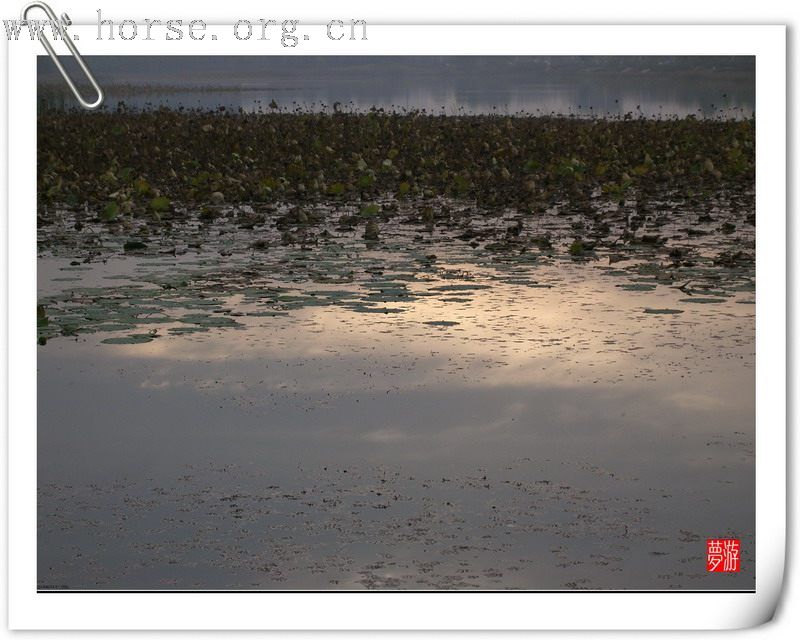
[7,24,786,630]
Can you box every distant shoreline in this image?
[36,89,753,121]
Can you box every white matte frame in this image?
[6,24,786,630]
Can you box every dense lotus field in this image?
[36,110,755,346]
[38,110,754,215]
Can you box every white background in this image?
[1,0,796,637]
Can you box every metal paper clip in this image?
[21,2,104,110]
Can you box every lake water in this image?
[38,56,755,118]
[37,192,755,590]
[36,57,756,589]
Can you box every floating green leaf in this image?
[101,201,120,221]
[149,196,171,213]
[123,240,148,252]
[643,308,684,315]
[101,334,154,345]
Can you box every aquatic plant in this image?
[37,110,754,214]
[36,109,755,346]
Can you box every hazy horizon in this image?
[39,55,755,117]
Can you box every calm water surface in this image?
[37,55,755,589]
[39,56,755,118]
[38,195,754,590]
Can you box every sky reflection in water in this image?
[38,255,754,590]
[38,56,755,118]
[36,54,755,589]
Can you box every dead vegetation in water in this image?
[36,111,755,345]
[38,110,753,213]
